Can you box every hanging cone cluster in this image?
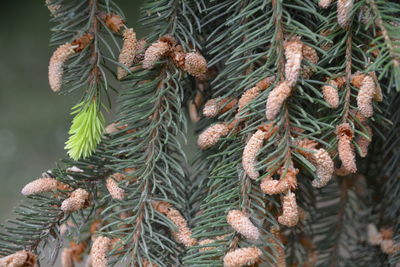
[142,35,208,79]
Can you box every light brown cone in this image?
[143,40,170,69]
[312,149,334,188]
[197,123,229,150]
[337,0,354,28]
[106,177,125,200]
[227,210,260,240]
[278,191,299,227]
[184,52,208,78]
[61,188,89,213]
[284,37,303,87]
[322,80,340,108]
[117,28,137,80]
[48,43,76,92]
[242,130,265,180]
[357,75,375,118]
[90,236,111,267]
[266,81,292,120]
[336,123,357,173]
[223,247,262,267]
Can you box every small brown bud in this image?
[380,228,393,240]
[278,191,299,227]
[90,236,111,267]
[197,123,229,150]
[61,188,90,213]
[71,33,93,53]
[227,210,260,240]
[335,76,346,87]
[351,73,365,88]
[322,79,340,108]
[357,75,375,118]
[319,0,333,8]
[284,37,304,87]
[48,43,76,92]
[68,241,87,263]
[255,76,276,90]
[117,28,138,80]
[184,52,208,79]
[266,81,292,120]
[223,247,262,267]
[143,40,170,69]
[104,13,125,33]
[337,0,354,28]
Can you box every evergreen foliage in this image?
[1,0,400,266]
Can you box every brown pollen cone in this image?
[336,123,357,173]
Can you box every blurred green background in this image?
[0,0,143,225]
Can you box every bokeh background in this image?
[0,0,143,250]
